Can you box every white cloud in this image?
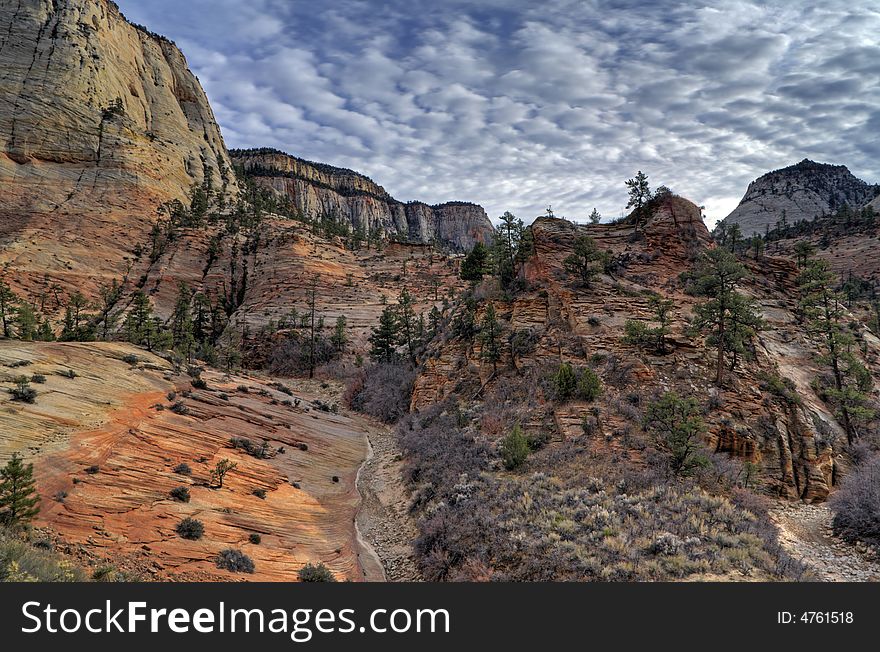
[117,0,880,226]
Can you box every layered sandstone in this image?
[0,0,236,299]
[0,340,379,581]
[232,148,494,252]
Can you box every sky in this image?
[116,0,880,226]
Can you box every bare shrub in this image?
[268,333,336,376]
[830,455,880,545]
[344,363,416,424]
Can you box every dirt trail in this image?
[356,420,422,581]
[354,434,386,581]
[772,502,880,581]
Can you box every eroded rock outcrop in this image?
[412,196,872,502]
[232,148,494,251]
[720,159,879,237]
[0,0,236,297]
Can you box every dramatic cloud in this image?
[117,0,880,225]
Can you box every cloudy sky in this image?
[117,0,880,225]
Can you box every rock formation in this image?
[720,159,879,236]
[0,0,236,298]
[231,148,494,252]
[412,196,873,502]
[0,340,379,581]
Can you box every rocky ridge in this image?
[232,148,494,252]
[720,159,879,237]
[412,196,880,502]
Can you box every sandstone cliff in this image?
[720,159,879,237]
[0,0,236,297]
[231,148,494,252]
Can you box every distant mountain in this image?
[720,159,880,236]
[231,148,494,252]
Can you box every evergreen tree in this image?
[0,453,40,528]
[428,305,442,338]
[0,281,19,337]
[624,294,675,354]
[15,302,37,341]
[331,315,347,353]
[794,241,816,269]
[59,292,94,342]
[499,424,529,470]
[396,288,419,362]
[751,236,764,260]
[306,276,318,379]
[36,318,55,342]
[124,290,153,346]
[493,212,525,290]
[798,259,873,442]
[588,208,602,225]
[97,280,122,340]
[222,328,243,373]
[727,223,742,253]
[191,292,212,345]
[479,302,502,373]
[563,235,605,287]
[644,392,709,478]
[460,242,488,282]
[689,248,763,385]
[625,171,652,228]
[369,304,399,363]
[170,283,195,361]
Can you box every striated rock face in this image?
[0,0,236,297]
[720,159,879,236]
[231,148,494,251]
[0,340,378,581]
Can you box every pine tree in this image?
[15,302,37,341]
[479,302,502,373]
[59,292,94,341]
[0,281,20,337]
[369,305,400,363]
[124,290,153,347]
[97,279,122,340]
[428,305,442,338]
[644,392,709,477]
[222,328,243,372]
[689,248,763,385]
[588,208,601,225]
[191,292,212,345]
[798,259,873,442]
[396,288,419,362]
[331,315,347,353]
[625,171,652,229]
[460,242,488,281]
[36,318,55,342]
[727,224,742,253]
[563,235,605,287]
[170,283,195,361]
[794,241,816,269]
[751,236,764,260]
[306,276,318,379]
[493,212,525,289]
[0,453,40,528]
